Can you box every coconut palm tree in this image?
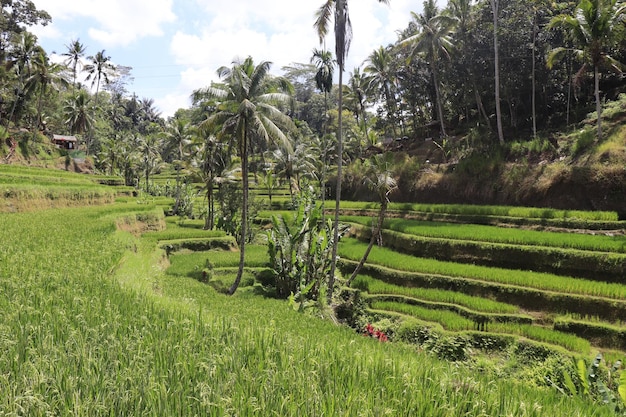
[83,50,116,106]
[64,89,93,135]
[364,46,399,137]
[62,39,86,93]
[162,117,192,215]
[314,0,390,302]
[6,31,41,125]
[25,50,68,132]
[193,56,295,295]
[344,67,371,139]
[311,48,335,133]
[548,0,626,140]
[401,0,457,138]
[346,153,397,286]
[190,128,235,230]
[137,134,163,193]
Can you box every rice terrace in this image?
[3,0,626,415]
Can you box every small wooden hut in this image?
[52,134,77,150]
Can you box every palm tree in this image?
[63,89,94,151]
[190,129,235,230]
[25,50,68,132]
[314,0,390,302]
[258,168,280,208]
[62,39,86,93]
[548,0,626,140]
[344,67,371,139]
[346,153,397,286]
[311,48,335,133]
[401,0,456,138]
[98,137,121,176]
[83,50,116,105]
[309,133,336,222]
[162,117,192,215]
[193,56,295,295]
[7,31,41,125]
[364,46,399,137]
[269,142,316,199]
[137,134,163,192]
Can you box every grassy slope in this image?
[0,204,616,416]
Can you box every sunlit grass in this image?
[352,274,518,314]
[0,202,618,416]
[343,216,626,253]
[340,238,626,300]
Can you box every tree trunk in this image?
[433,65,446,137]
[173,164,182,215]
[229,130,248,295]
[532,12,537,138]
[491,0,505,144]
[595,64,602,140]
[346,200,387,286]
[327,69,343,303]
[205,180,214,230]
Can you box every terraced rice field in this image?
[340,209,626,355]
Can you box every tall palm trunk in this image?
[531,12,537,138]
[327,69,343,302]
[229,127,248,295]
[432,65,446,137]
[594,64,602,140]
[491,0,505,144]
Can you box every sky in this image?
[30,0,421,118]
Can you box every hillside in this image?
[339,95,626,217]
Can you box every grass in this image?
[372,302,591,354]
[343,216,626,253]
[334,201,618,222]
[352,274,518,314]
[339,239,626,300]
[0,200,621,415]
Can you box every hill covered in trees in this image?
[1,0,626,213]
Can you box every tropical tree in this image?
[6,31,41,124]
[191,128,235,230]
[346,153,397,286]
[63,89,94,150]
[83,49,116,105]
[162,117,192,215]
[344,67,371,139]
[193,56,295,295]
[401,0,457,137]
[62,38,86,93]
[311,48,335,133]
[269,142,315,199]
[314,0,390,302]
[548,0,626,140]
[137,134,163,192]
[25,50,68,132]
[491,0,505,144]
[98,137,121,175]
[364,46,399,137]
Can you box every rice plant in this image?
[340,239,626,300]
[343,216,626,253]
[352,274,518,314]
[0,203,618,416]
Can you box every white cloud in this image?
[30,0,423,117]
[31,0,176,47]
